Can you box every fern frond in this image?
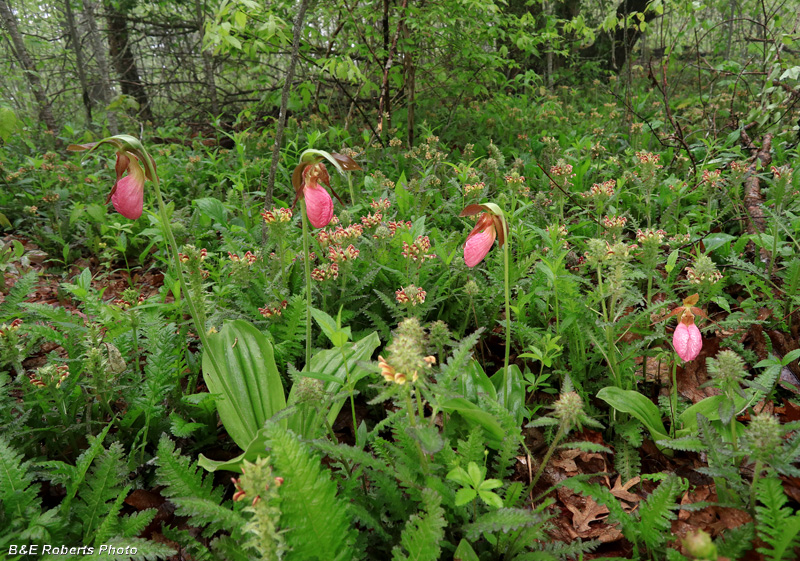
[312,440,391,473]
[363,309,392,342]
[457,426,486,466]
[0,437,40,527]
[391,488,446,561]
[441,329,483,387]
[263,422,354,561]
[560,441,612,454]
[656,436,706,453]
[716,522,755,560]
[639,474,688,553]
[171,497,245,537]
[40,422,112,512]
[75,442,128,543]
[159,525,214,561]
[120,509,158,539]
[541,537,599,557]
[155,436,223,504]
[463,508,547,541]
[756,476,800,561]
[348,500,391,540]
[0,271,37,321]
[93,484,132,545]
[614,439,641,482]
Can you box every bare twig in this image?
[265,0,311,208]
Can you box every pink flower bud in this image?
[110,154,145,219]
[464,229,496,267]
[304,182,334,228]
[673,320,702,362]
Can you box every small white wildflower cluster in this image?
[395,285,427,306]
[685,254,723,285]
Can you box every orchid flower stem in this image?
[300,200,313,368]
[415,386,425,422]
[404,385,429,473]
[528,424,565,497]
[151,176,231,398]
[502,225,512,403]
[339,344,357,440]
[596,265,619,388]
[670,359,678,438]
[750,459,763,513]
[347,174,356,206]
[277,236,286,289]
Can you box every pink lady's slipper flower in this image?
[664,293,707,362]
[292,150,361,229]
[673,320,703,362]
[69,135,157,220]
[460,203,506,267]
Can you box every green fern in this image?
[463,508,548,541]
[74,442,129,544]
[391,488,446,561]
[0,437,41,534]
[614,438,641,482]
[155,436,236,538]
[127,313,182,447]
[563,475,688,558]
[716,522,754,561]
[262,422,355,561]
[160,526,215,561]
[457,426,486,466]
[0,271,37,322]
[539,537,599,560]
[756,476,800,560]
[440,328,483,387]
[486,399,521,480]
[639,474,688,553]
[38,422,113,513]
[272,294,306,367]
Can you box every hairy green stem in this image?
[347,174,356,205]
[339,343,357,439]
[750,459,763,512]
[404,385,428,473]
[300,200,313,368]
[151,176,232,398]
[528,424,565,496]
[502,226,512,404]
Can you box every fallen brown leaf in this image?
[566,496,610,533]
[610,476,641,503]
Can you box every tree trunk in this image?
[0,0,59,134]
[381,0,390,135]
[378,0,408,138]
[582,0,660,72]
[82,0,118,133]
[265,0,310,207]
[545,0,553,88]
[402,18,415,147]
[63,0,93,126]
[104,0,153,122]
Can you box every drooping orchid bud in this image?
[69,135,157,220]
[673,317,703,362]
[110,151,146,219]
[302,164,334,228]
[665,293,706,362]
[460,203,506,267]
[292,150,361,229]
